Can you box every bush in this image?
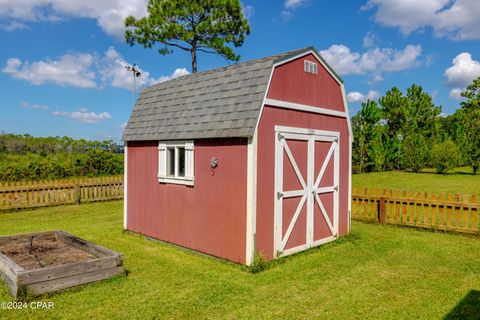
[402,134,429,173]
[0,151,124,182]
[430,140,460,174]
[0,133,124,182]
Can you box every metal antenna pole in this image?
[125,64,142,108]
[133,73,136,108]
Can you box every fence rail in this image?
[0,176,123,211]
[352,188,479,235]
[1,178,479,236]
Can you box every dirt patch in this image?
[0,237,96,270]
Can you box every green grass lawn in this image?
[0,201,479,319]
[353,168,480,195]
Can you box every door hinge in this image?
[277,191,284,199]
[277,133,284,141]
[334,185,339,192]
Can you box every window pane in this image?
[178,147,185,177]
[167,148,175,176]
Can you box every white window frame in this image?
[158,140,194,186]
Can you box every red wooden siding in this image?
[256,54,350,260]
[127,138,248,264]
[267,53,345,112]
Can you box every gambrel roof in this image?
[123,47,342,141]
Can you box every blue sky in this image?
[0,0,479,142]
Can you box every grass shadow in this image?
[414,171,475,176]
[247,232,362,274]
[444,290,480,320]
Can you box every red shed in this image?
[123,47,352,265]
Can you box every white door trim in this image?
[274,126,340,258]
[275,125,340,138]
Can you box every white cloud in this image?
[444,52,480,100]
[280,10,293,21]
[242,4,255,19]
[449,88,463,99]
[3,58,21,73]
[0,0,148,38]
[2,53,97,88]
[20,102,49,110]
[319,44,422,79]
[52,108,111,124]
[444,52,480,88]
[99,47,152,91]
[282,0,308,20]
[347,90,380,103]
[363,32,378,48]
[363,0,480,40]
[152,68,190,85]
[1,20,29,31]
[3,47,189,90]
[99,47,190,90]
[20,101,111,124]
[285,0,308,9]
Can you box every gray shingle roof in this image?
[123,47,316,141]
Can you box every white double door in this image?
[274,126,340,257]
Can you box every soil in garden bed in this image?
[0,237,96,270]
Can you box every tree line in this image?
[352,76,480,175]
[0,134,124,182]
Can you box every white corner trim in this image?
[339,82,353,233]
[123,142,128,230]
[348,137,352,233]
[340,83,353,139]
[265,99,348,118]
[246,134,258,266]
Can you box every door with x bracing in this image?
[274,126,339,257]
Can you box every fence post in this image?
[14,191,18,211]
[74,184,81,205]
[378,197,386,224]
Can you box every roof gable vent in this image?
[304,60,318,75]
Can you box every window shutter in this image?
[185,141,194,179]
[158,141,166,178]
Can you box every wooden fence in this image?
[1,178,478,236]
[0,176,123,212]
[352,188,479,235]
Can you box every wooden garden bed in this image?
[0,230,124,298]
